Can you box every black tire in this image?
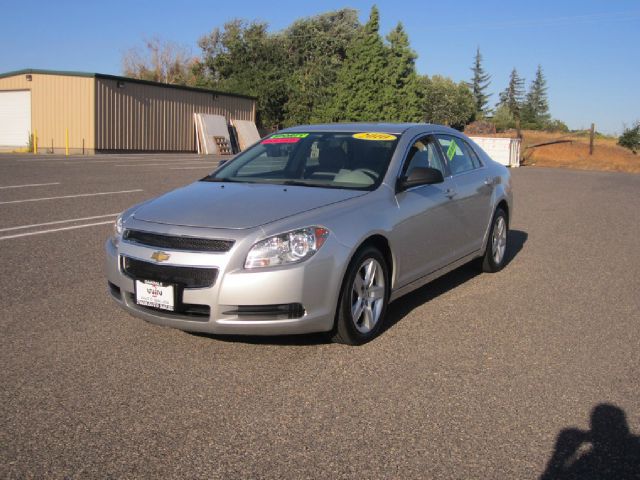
[480,208,509,273]
[332,246,390,345]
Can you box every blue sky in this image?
[2,0,639,134]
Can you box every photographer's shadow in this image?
[540,403,640,479]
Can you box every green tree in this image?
[197,20,291,128]
[381,22,422,121]
[618,121,640,153]
[491,104,516,131]
[283,9,361,126]
[324,6,390,121]
[522,65,551,129]
[497,68,525,121]
[419,75,475,129]
[546,119,569,132]
[467,47,492,118]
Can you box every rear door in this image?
[435,134,494,256]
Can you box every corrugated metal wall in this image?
[0,73,94,152]
[95,78,255,151]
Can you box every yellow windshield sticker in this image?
[353,132,397,141]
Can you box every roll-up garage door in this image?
[0,91,31,147]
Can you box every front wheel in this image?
[332,247,389,345]
[480,208,509,272]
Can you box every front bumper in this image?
[104,233,347,336]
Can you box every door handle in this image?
[484,177,494,186]
[445,188,457,199]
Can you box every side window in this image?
[461,140,483,169]
[403,136,445,177]
[436,135,476,175]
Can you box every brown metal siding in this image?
[95,78,255,151]
[0,73,94,152]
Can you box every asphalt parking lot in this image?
[1,153,639,479]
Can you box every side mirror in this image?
[397,167,444,191]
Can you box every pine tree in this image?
[382,22,422,121]
[284,9,361,126]
[522,65,550,128]
[326,6,389,121]
[497,68,525,120]
[467,47,492,118]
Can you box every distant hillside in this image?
[476,130,639,174]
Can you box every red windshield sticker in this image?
[261,133,309,145]
[262,137,302,144]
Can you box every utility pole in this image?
[589,123,595,155]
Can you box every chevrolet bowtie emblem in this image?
[151,251,170,262]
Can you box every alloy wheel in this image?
[492,216,507,265]
[351,258,386,334]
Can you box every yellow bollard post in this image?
[65,128,69,156]
[34,129,38,154]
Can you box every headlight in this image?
[245,227,329,269]
[114,214,124,236]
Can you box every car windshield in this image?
[203,132,399,190]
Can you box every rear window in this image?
[205,132,399,190]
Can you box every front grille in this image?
[124,229,234,253]
[122,256,217,288]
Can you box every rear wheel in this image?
[480,208,508,272]
[332,247,389,345]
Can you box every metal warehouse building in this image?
[0,69,256,154]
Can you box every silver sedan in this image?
[105,123,513,345]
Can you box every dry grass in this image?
[475,130,640,174]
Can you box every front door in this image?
[392,135,466,287]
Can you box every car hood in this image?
[132,181,367,229]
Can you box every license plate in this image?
[135,280,175,311]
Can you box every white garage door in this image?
[0,91,31,147]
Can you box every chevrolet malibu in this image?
[105,123,512,345]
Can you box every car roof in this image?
[278,122,463,136]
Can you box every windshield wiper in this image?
[281,180,333,188]
[200,176,247,183]
[282,180,359,190]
